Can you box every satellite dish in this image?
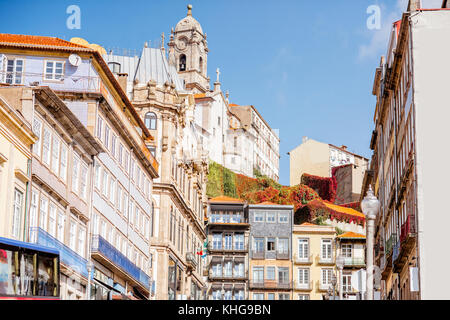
[68,53,82,67]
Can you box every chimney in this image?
[408,0,421,11]
[302,136,308,144]
[117,73,128,93]
[341,145,348,151]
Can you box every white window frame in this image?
[5,58,24,84]
[44,60,65,81]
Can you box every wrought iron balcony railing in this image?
[343,257,365,267]
[385,233,397,257]
[400,215,416,244]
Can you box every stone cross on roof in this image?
[216,68,220,83]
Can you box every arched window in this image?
[144,112,157,130]
[179,54,186,71]
[108,62,121,74]
[199,57,203,73]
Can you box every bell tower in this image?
[168,4,210,93]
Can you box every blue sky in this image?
[0,0,443,185]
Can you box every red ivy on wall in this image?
[301,173,337,203]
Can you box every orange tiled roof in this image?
[209,195,244,204]
[257,201,279,206]
[194,93,206,98]
[337,231,366,239]
[322,201,365,218]
[229,103,239,107]
[300,222,316,226]
[0,33,88,49]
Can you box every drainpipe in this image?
[86,154,96,299]
[23,158,31,242]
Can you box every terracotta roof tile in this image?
[300,222,316,226]
[337,231,366,239]
[209,195,244,204]
[257,201,279,206]
[0,33,88,49]
[322,201,365,219]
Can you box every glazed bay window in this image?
[234,233,244,250]
[5,58,24,84]
[341,244,352,258]
[44,61,64,80]
[212,233,222,250]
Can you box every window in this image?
[42,127,51,165]
[104,125,110,150]
[94,163,101,189]
[267,238,275,252]
[254,238,264,252]
[144,112,157,130]
[78,226,86,257]
[343,274,352,293]
[224,290,232,300]
[279,212,289,223]
[102,170,109,197]
[69,221,77,251]
[234,233,244,250]
[29,191,39,240]
[111,134,117,158]
[266,212,276,223]
[266,267,275,280]
[118,144,124,167]
[321,268,333,286]
[212,263,222,277]
[108,62,121,74]
[298,239,309,259]
[234,290,244,300]
[179,54,186,71]
[72,155,80,194]
[277,238,288,254]
[96,116,103,140]
[80,163,88,200]
[341,244,352,258]
[117,185,123,212]
[33,118,42,157]
[253,267,264,283]
[48,203,57,237]
[51,136,60,175]
[321,239,332,261]
[12,189,23,239]
[224,233,232,250]
[212,290,222,301]
[109,177,115,203]
[224,260,232,277]
[57,210,65,242]
[298,268,309,285]
[249,292,265,301]
[278,293,290,300]
[298,294,310,300]
[148,146,156,157]
[44,61,64,80]
[5,58,24,84]
[254,212,264,222]
[60,144,68,182]
[267,293,275,300]
[39,197,48,230]
[278,267,289,284]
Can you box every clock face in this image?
[177,38,187,51]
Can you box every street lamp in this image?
[86,261,94,300]
[361,185,380,300]
[331,274,337,300]
[336,254,345,300]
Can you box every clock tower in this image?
[168,4,210,93]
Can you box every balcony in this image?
[318,281,332,292]
[343,257,365,267]
[91,235,150,291]
[30,227,88,278]
[318,255,335,265]
[252,250,265,260]
[208,215,249,228]
[276,251,290,260]
[209,271,248,281]
[400,215,416,245]
[186,252,198,271]
[385,233,397,257]
[294,281,313,291]
[394,215,417,273]
[208,244,248,254]
[294,255,313,265]
[249,280,292,290]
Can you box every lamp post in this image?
[86,261,94,300]
[336,254,344,300]
[361,185,380,300]
[331,274,337,300]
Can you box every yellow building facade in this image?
[292,223,337,300]
[0,91,36,241]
